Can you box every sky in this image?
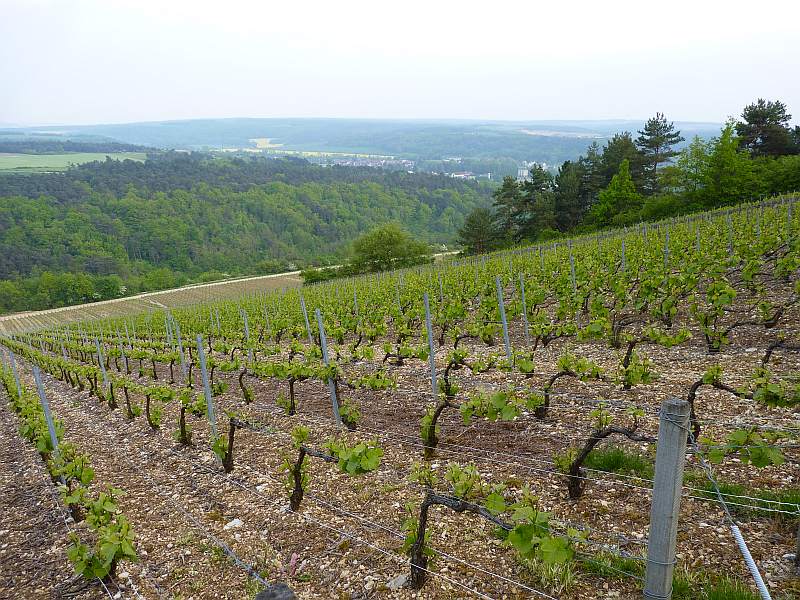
[1,0,799,126]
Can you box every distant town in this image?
[218,146,549,181]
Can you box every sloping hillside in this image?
[0,153,491,312]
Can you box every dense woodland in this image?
[0,155,491,312]
[459,99,800,252]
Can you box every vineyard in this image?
[0,270,303,336]
[2,195,800,600]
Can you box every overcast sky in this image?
[2,0,799,126]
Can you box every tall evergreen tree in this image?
[554,161,584,232]
[636,112,684,195]
[457,207,499,255]
[517,165,555,240]
[735,99,797,157]
[578,141,604,207]
[491,176,522,243]
[601,132,643,189]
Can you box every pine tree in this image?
[491,176,522,243]
[517,165,555,241]
[636,112,684,195]
[457,208,499,255]
[578,142,604,208]
[735,99,797,157]
[601,132,643,188]
[554,161,584,232]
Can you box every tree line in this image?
[458,99,800,253]
[0,139,151,154]
[0,152,489,203]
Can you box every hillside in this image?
[1,118,723,163]
[0,154,491,312]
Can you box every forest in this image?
[458,99,800,253]
[0,155,491,312]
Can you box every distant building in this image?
[516,160,550,182]
[450,171,475,180]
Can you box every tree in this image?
[702,123,758,207]
[636,113,684,195]
[735,99,797,157]
[516,165,556,240]
[579,142,603,188]
[577,142,604,210]
[672,136,711,205]
[601,133,643,189]
[491,176,522,243]
[554,161,585,231]
[457,208,500,255]
[0,280,23,313]
[351,223,431,272]
[585,160,643,227]
[757,154,800,196]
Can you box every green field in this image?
[0,152,146,173]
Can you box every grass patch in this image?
[0,152,146,173]
[580,554,764,600]
[685,477,800,520]
[578,552,644,579]
[519,556,577,594]
[702,578,761,600]
[584,446,654,479]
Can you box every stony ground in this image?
[3,300,800,599]
[0,392,105,600]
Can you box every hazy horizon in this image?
[3,0,799,126]
[2,116,729,129]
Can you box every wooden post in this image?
[175,321,187,381]
[644,397,690,600]
[300,295,313,346]
[196,335,218,441]
[32,366,60,461]
[9,351,22,399]
[495,276,512,363]
[519,274,530,345]
[240,308,253,364]
[94,338,109,391]
[423,293,437,402]
[315,309,341,425]
[569,249,577,294]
